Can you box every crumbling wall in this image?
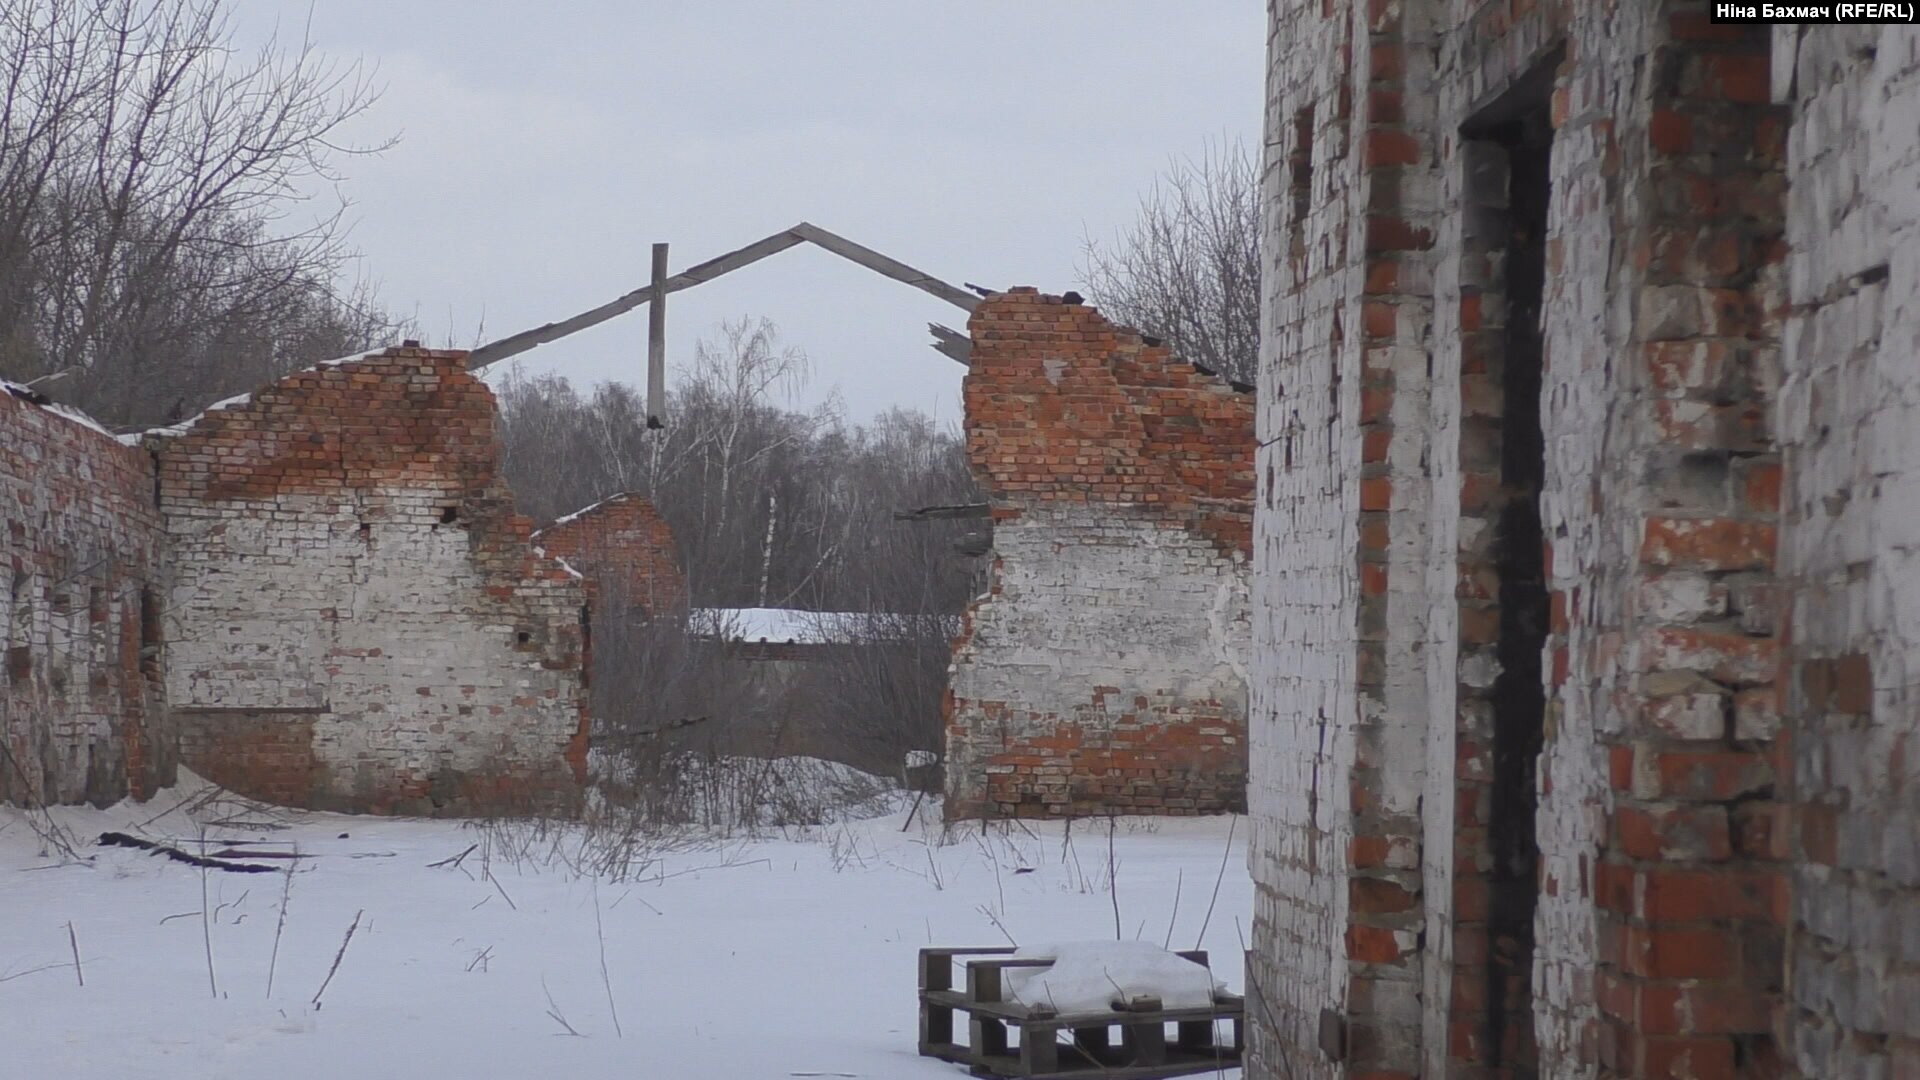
[1253,2,1793,1077]
[532,493,685,614]
[1776,25,1920,1080]
[154,347,587,814]
[1,387,173,806]
[944,289,1253,820]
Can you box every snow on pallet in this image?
[918,944,1244,1079]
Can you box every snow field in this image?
[0,783,1249,1079]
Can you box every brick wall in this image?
[1253,2,1799,1077]
[1,387,173,806]
[1248,1,1361,1072]
[154,347,588,815]
[944,289,1253,820]
[532,493,685,614]
[1776,25,1920,1080]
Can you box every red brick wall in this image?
[1590,16,1789,1079]
[155,347,589,815]
[1,387,173,807]
[964,288,1254,554]
[945,290,1253,820]
[1253,3,1795,1076]
[532,493,685,615]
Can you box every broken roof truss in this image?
[465,221,979,426]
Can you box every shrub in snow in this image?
[587,750,901,831]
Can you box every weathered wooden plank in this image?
[929,321,972,365]
[791,222,978,312]
[1122,1020,1166,1067]
[924,991,1243,1030]
[894,502,992,521]
[1019,1022,1060,1074]
[647,242,668,427]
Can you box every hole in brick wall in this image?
[440,505,459,524]
[1457,62,1555,1074]
[357,522,372,540]
[1290,105,1315,268]
[138,586,162,676]
[516,631,532,645]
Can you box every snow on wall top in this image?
[2,381,119,440]
[542,492,636,531]
[131,347,387,443]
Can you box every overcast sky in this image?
[235,3,1266,428]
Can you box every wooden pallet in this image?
[918,947,1244,1079]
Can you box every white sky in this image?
[236,2,1266,427]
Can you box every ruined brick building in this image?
[1250,6,1920,1079]
[3,347,592,814]
[946,290,1255,819]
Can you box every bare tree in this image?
[0,0,403,428]
[1079,137,1261,386]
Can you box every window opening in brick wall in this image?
[138,586,162,679]
[1289,105,1315,267]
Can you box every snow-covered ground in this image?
[0,779,1249,1079]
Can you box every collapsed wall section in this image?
[532,493,685,615]
[0,387,173,806]
[154,347,588,814]
[945,289,1253,819]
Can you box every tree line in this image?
[0,0,403,430]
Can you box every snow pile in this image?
[1005,940,1226,1013]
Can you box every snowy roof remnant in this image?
[3,380,119,440]
[689,608,957,646]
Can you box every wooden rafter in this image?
[466,222,978,371]
[892,502,991,522]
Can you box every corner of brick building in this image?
[1247,4,1913,1079]
[1,388,175,807]
[944,288,1254,821]
[154,346,590,816]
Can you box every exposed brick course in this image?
[0,389,173,806]
[944,290,1253,820]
